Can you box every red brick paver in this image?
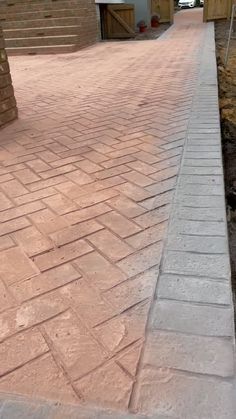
[0,9,206,413]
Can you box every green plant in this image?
[151,14,160,22]
[137,20,147,28]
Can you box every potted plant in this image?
[137,20,147,33]
[151,14,160,28]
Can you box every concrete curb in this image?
[132,22,236,419]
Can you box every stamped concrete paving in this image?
[0,8,235,419]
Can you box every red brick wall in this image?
[0,26,17,128]
[77,0,98,48]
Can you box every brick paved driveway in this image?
[0,8,235,418]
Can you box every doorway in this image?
[158,0,233,24]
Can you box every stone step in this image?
[5,34,78,47]
[0,9,79,21]
[3,25,79,38]
[0,1,81,12]
[1,17,80,29]
[6,44,77,55]
[0,0,95,56]
[0,0,76,4]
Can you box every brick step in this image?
[0,95,17,114]
[0,9,80,21]
[6,44,77,55]
[0,1,81,13]
[5,34,78,47]
[0,0,76,4]
[3,25,79,38]
[1,17,80,29]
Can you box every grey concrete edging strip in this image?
[0,393,169,419]
[133,22,236,419]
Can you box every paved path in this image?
[0,9,235,418]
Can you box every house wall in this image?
[96,4,102,40]
[77,0,98,48]
[0,26,17,128]
[123,0,152,28]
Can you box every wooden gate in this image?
[203,0,232,21]
[151,0,174,24]
[102,4,135,39]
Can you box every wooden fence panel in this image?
[204,0,232,21]
[105,4,135,39]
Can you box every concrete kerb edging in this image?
[160,21,235,338]
[137,20,236,419]
[0,393,173,419]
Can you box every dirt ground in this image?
[215,20,236,310]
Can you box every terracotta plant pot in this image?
[151,15,160,28]
[151,20,159,28]
[139,25,147,33]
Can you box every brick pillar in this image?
[0,26,17,128]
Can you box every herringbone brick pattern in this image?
[0,10,206,412]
